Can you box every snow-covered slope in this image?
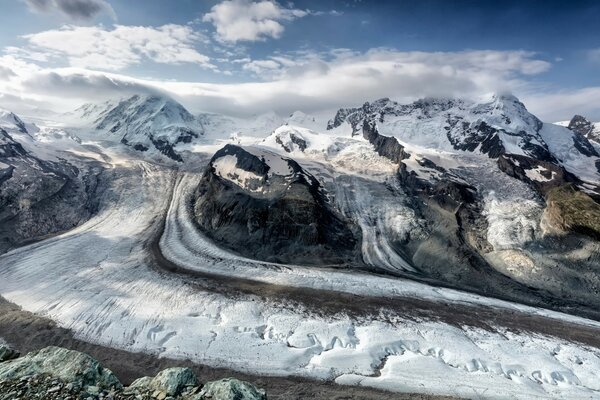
[3,93,600,400]
[328,94,554,160]
[197,110,326,143]
[73,95,204,162]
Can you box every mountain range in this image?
[2,92,600,399]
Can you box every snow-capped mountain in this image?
[328,94,600,190]
[563,114,600,145]
[0,108,39,137]
[328,94,554,159]
[197,110,324,141]
[74,95,203,161]
[3,93,600,400]
[0,113,100,253]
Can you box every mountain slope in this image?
[75,95,204,162]
[0,124,101,253]
[192,144,358,264]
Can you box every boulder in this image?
[194,378,266,400]
[130,367,199,396]
[0,345,19,362]
[0,346,121,390]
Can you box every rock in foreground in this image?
[0,346,267,400]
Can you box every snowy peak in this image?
[0,109,33,135]
[566,114,600,144]
[77,95,204,162]
[327,94,552,160]
[94,94,201,136]
[568,115,594,136]
[209,144,318,195]
[262,125,335,155]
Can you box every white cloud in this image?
[522,87,600,122]
[17,24,213,71]
[1,48,577,120]
[242,59,281,74]
[23,0,116,21]
[203,0,308,42]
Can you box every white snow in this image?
[2,99,600,400]
[212,154,264,191]
[539,122,600,184]
[1,161,600,399]
[483,191,542,250]
[525,165,555,182]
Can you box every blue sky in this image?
[1,0,600,119]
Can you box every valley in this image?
[1,93,600,399]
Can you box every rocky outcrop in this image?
[196,378,267,400]
[362,119,409,163]
[544,185,600,240]
[0,346,121,391]
[567,115,600,147]
[0,345,18,362]
[275,131,307,153]
[130,367,199,397]
[497,154,574,196]
[193,144,358,264]
[0,346,267,400]
[0,128,102,254]
[568,115,595,137]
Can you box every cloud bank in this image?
[23,0,116,21]
[1,48,572,120]
[16,24,213,71]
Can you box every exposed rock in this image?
[130,367,199,396]
[497,154,574,196]
[193,144,358,264]
[0,346,121,391]
[0,127,103,254]
[0,345,19,362]
[544,184,600,240]
[362,119,409,163]
[0,346,268,400]
[568,115,595,137]
[194,378,267,400]
[274,131,307,153]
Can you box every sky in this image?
[1,0,600,120]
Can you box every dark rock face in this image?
[0,129,27,158]
[275,131,307,153]
[572,128,599,157]
[497,154,574,196]
[0,129,102,253]
[568,115,594,137]
[567,114,600,146]
[193,144,358,264]
[362,120,409,163]
[0,345,19,362]
[445,120,506,158]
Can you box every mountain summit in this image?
[76,95,204,161]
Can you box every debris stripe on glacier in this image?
[0,163,600,399]
[160,172,600,330]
